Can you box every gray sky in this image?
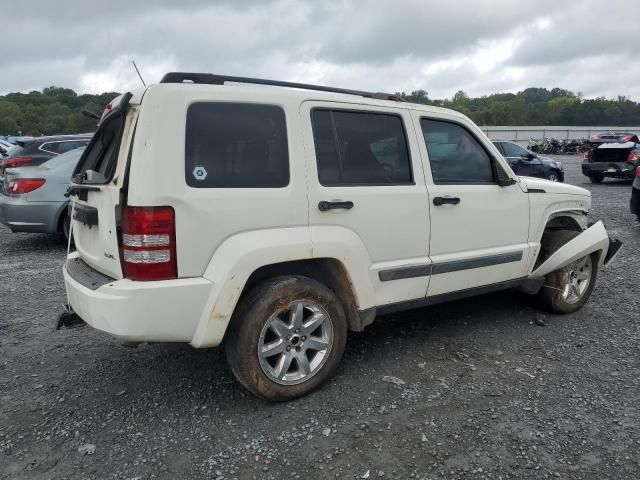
[3,0,639,99]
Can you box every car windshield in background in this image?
[43,147,85,169]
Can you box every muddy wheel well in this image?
[242,258,366,332]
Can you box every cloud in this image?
[0,0,639,100]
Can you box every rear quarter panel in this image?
[126,85,310,278]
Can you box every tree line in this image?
[397,88,640,126]
[0,87,118,137]
[1,86,640,137]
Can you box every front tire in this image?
[537,230,598,314]
[225,276,347,401]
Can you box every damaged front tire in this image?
[537,230,599,314]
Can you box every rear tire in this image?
[537,230,598,314]
[225,276,348,401]
[589,175,603,184]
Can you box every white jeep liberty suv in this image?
[63,72,621,401]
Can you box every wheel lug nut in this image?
[295,329,300,334]
[286,346,291,351]
[295,346,301,352]
[302,336,307,341]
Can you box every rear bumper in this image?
[63,254,215,343]
[581,162,635,179]
[0,195,62,233]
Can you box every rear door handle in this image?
[318,200,354,211]
[433,196,460,206]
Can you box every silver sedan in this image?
[0,147,84,240]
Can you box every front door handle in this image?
[318,200,354,211]
[433,196,461,206]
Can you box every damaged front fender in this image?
[530,221,614,279]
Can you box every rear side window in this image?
[56,140,88,154]
[39,142,57,154]
[311,109,412,186]
[75,113,125,181]
[185,103,289,188]
[421,119,494,184]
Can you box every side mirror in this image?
[497,177,517,187]
[493,157,518,187]
[522,152,536,160]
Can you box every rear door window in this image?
[311,109,412,186]
[185,103,289,188]
[74,113,125,181]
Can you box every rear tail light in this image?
[590,135,600,142]
[7,178,45,194]
[636,166,640,177]
[622,135,634,142]
[120,206,177,281]
[627,151,640,163]
[2,156,33,169]
[583,151,590,162]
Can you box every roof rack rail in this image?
[159,72,406,102]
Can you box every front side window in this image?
[502,142,528,158]
[421,119,494,184]
[185,103,289,188]
[311,109,412,186]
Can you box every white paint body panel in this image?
[63,83,616,346]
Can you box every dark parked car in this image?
[581,132,640,183]
[0,134,92,185]
[631,166,640,223]
[492,140,564,181]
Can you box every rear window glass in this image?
[75,114,124,181]
[311,109,412,186]
[44,147,85,169]
[185,103,289,188]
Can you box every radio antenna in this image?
[132,60,147,87]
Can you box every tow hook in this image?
[55,304,86,330]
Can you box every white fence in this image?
[480,126,640,146]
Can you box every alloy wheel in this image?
[560,255,592,304]
[258,300,334,385]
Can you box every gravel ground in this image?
[1,155,639,480]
